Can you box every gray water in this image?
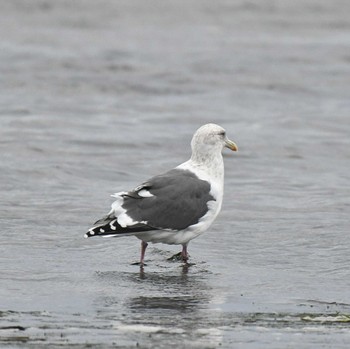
[1,0,350,348]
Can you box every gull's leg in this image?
[140,240,148,266]
[167,244,190,262]
[181,244,188,262]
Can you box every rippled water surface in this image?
[1,0,350,348]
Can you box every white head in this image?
[190,123,238,163]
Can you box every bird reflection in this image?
[138,262,190,279]
[127,266,211,314]
[94,264,212,316]
[93,265,222,348]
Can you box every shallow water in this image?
[1,0,350,348]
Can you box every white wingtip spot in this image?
[109,220,117,230]
[90,231,95,236]
[84,234,89,238]
[100,228,105,233]
[111,191,127,198]
[137,189,154,198]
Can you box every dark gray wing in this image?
[122,169,215,230]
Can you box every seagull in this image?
[85,123,238,265]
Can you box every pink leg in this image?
[140,241,148,265]
[181,244,188,262]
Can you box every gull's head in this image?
[191,123,238,153]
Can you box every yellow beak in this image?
[225,139,238,151]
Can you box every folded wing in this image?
[85,169,215,238]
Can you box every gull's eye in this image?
[218,131,226,137]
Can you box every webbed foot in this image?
[131,261,147,266]
[167,252,183,261]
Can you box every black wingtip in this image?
[85,224,118,238]
[84,227,101,238]
[85,219,155,239]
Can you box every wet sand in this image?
[1,0,350,347]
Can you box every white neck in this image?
[177,151,224,186]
